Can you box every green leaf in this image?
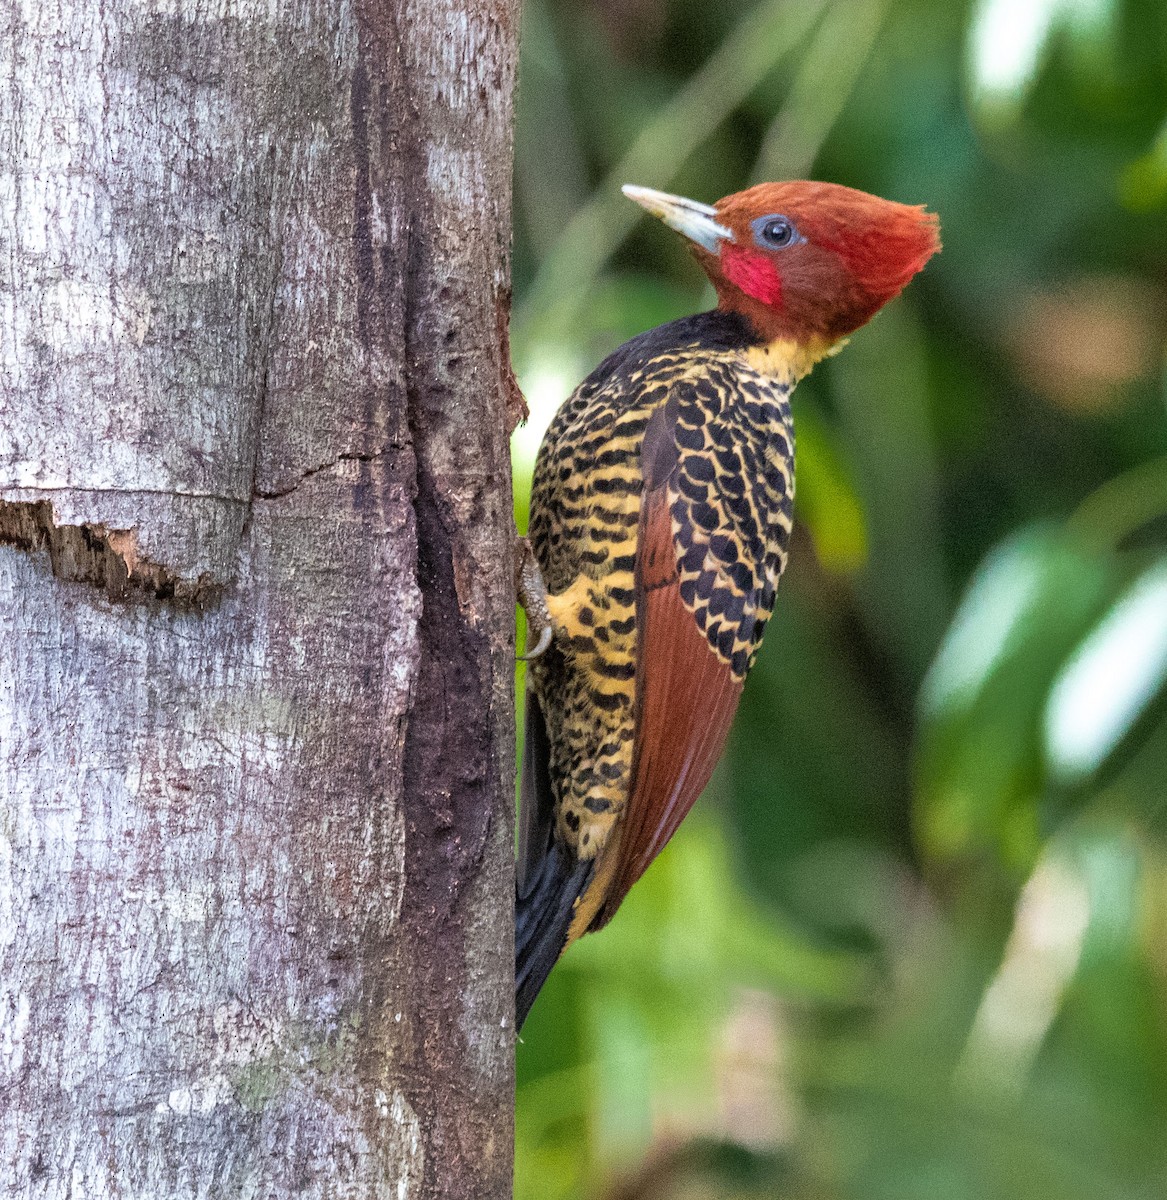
[915,526,1114,874]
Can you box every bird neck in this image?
[739,332,845,387]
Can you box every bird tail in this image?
[515,842,593,1030]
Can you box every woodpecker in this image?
[515,181,940,1028]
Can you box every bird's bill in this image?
[622,185,733,254]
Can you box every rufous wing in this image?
[590,463,744,930]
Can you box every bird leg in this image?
[515,536,553,661]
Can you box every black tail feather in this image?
[515,841,594,1030]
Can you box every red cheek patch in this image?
[720,244,783,307]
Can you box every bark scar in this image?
[0,498,218,604]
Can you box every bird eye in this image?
[752,214,800,249]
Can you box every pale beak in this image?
[622,185,733,254]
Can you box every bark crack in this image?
[0,484,249,504]
[251,450,388,501]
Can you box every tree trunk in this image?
[0,2,519,1196]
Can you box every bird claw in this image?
[515,536,553,661]
[517,624,552,662]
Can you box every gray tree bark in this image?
[0,2,520,1196]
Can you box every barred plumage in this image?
[526,312,794,854]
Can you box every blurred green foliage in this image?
[510,0,1167,1196]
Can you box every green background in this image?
[510,1,1167,1196]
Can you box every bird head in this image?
[623,181,940,351]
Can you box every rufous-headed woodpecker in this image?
[516,181,940,1028]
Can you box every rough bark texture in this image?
[0,2,518,1196]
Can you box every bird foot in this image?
[515,537,553,661]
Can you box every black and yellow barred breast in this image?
[526,310,796,863]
